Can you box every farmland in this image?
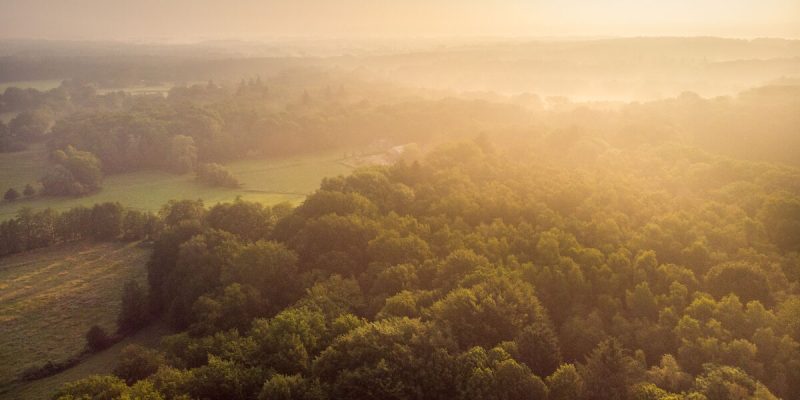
[0,241,151,393]
[0,147,354,220]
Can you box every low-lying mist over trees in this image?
[0,33,799,400]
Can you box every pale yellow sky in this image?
[0,0,798,41]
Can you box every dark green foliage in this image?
[456,346,548,400]
[581,339,642,400]
[259,374,327,400]
[313,317,458,400]
[431,274,549,350]
[89,202,124,240]
[23,183,36,197]
[159,199,206,227]
[55,134,800,399]
[196,162,240,188]
[759,194,800,252]
[118,280,150,334]
[186,356,264,400]
[121,209,160,240]
[169,134,198,173]
[705,262,773,305]
[85,325,112,352]
[41,145,103,196]
[4,187,20,201]
[514,321,563,377]
[53,375,130,400]
[0,202,148,257]
[546,364,585,400]
[113,344,166,384]
[9,109,51,142]
[206,199,276,241]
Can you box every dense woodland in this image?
[3,131,792,399]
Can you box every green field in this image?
[0,144,50,192]
[0,323,170,400]
[0,241,152,392]
[0,148,353,220]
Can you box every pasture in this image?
[0,148,353,220]
[0,241,151,391]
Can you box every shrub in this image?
[86,325,112,352]
[196,163,240,188]
[3,188,20,201]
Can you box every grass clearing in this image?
[0,143,50,192]
[0,148,353,220]
[0,241,151,390]
[0,323,170,400]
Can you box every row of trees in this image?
[0,202,158,256]
[53,137,800,399]
[3,184,35,201]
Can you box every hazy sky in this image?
[1,0,798,41]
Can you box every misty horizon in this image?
[1,0,799,42]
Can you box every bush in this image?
[20,357,81,381]
[22,183,35,197]
[113,344,166,384]
[41,146,103,196]
[86,325,112,352]
[196,163,240,188]
[3,188,20,201]
[118,281,151,334]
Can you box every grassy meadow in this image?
[0,147,353,220]
[0,241,151,391]
[0,323,170,400]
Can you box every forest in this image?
[0,63,798,399]
[2,124,798,399]
[0,11,799,400]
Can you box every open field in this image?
[0,241,151,390]
[0,148,353,220]
[0,143,49,192]
[0,323,170,400]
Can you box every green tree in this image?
[90,202,124,240]
[456,346,548,400]
[9,109,51,142]
[169,134,198,173]
[22,183,35,197]
[113,344,166,384]
[547,364,586,400]
[85,325,112,352]
[705,262,773,305]
[514,320,563,377]
[53,375,130,400]
[582,339,641,400]
[118,280,150,334]
[313,317,458,400]
[259,374,327,400]
[196,163,240,188]
[431,274,548,349]
[41,146,103,196]
[3,188,20,202]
